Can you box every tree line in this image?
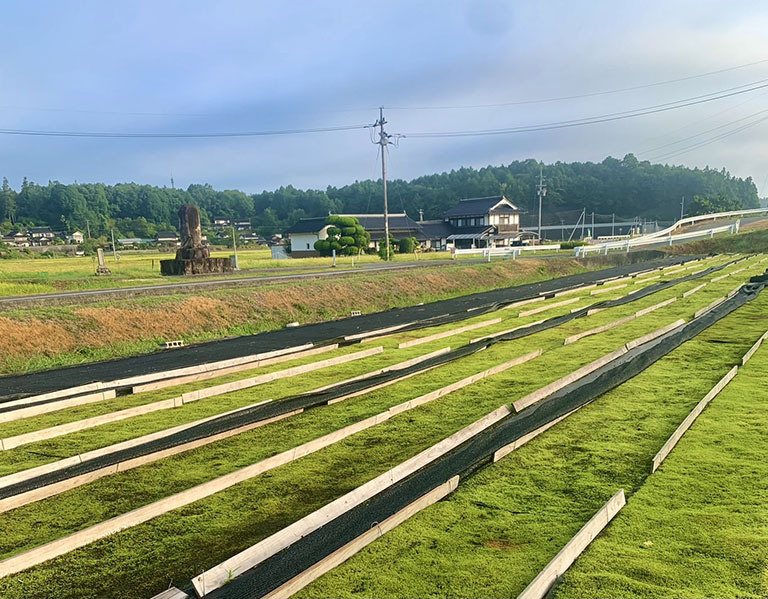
[0,154,759,239]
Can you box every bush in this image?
[398,237,417,253]
[560,241,587,250]
[313,215,371,256]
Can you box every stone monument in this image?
[160,205,233,275]
[95,248,112,275]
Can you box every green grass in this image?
[0,255,600,375]
[0,256,762,598]
[0,248,497,298]
[0,253,742,475]
[555,345,768,598]
[294,283,768,598]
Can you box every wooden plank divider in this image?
[517,490,626,599]
[131,345,339,394]
[0,347,382,452]
[682,283,706,298]
[694,296,726,319]
[563,315,636,345]
[651,366,738,472]
[635,296,676,317]
[192,407,511,597]
[513,347,628,412]
[398,318,501,349]
[0,389,118,425]
[590,284,627,295]
[264,476,461,599]
[518,297,580,318]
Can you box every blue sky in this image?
[1,0,768,194]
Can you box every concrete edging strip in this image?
[635,297,677,317]
[624,319,686,351]
[651,366,738,472]
[517,489,626,599]
[682,283,707,298]
[694,296,727,319]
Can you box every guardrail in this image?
[453,244,562,260]
[575,223,737,257]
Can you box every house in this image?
[234,220,252,231]
[240,233,265,245]
[213,217,231,228]
[284,197,522,257]
[2,231,30,247]
[67,231,84,244]
[156,232,180,246]
[286,213,423,257]
[117,238,146,248]
[28,226,56,245]
[444,196,520,249]
[418,220,454,251]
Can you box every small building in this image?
[68,231,84,244]
[240,233,265,245]
[286,213,422,257]
[418,220,454,251]
[117,238,145,248]
[234,220,252,231]
[2,231,30,247]
[28,226,56,245]
[156,232,180,246]
[213,217,231,228]
[444,196,520,249]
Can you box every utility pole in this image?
[110,228,118,261]
[680,196,685,221]
[536,164,546,244]
[418,208,424,223]
[582,207,586,239]
[591,211,595,238]
[86,221,91,239]
[612,213,615,236]
[375,107,391,260]
[231,225,239,269]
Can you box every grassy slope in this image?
[0,257,759,598]
[0,254,736,476]
[665,228,768,256]
[0,256,593,374]
[294,263,768,598]
[556,343,768,598]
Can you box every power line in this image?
[0,123,372,138]
[646,112,768,162]
[640,105,768,155]
[400,78,768,139]
[385,58,768,110]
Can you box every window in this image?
[306,243,310,249]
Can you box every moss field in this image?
[0,253,764,598]
[554,342,768,598]
[296,260,768,599]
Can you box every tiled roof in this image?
[444,196,519,218]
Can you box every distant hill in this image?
[0,154,759,239]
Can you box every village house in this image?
[284,196,522,256]
[28,226,57,245]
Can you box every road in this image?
[0,254,696,399]
[0,258,484,309]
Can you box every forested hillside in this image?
[0,154,759,238]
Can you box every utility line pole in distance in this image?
[374,107,392,261]
[536,164,546,244]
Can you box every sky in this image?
[1,0,768,195]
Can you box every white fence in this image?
[454,244,562,259]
